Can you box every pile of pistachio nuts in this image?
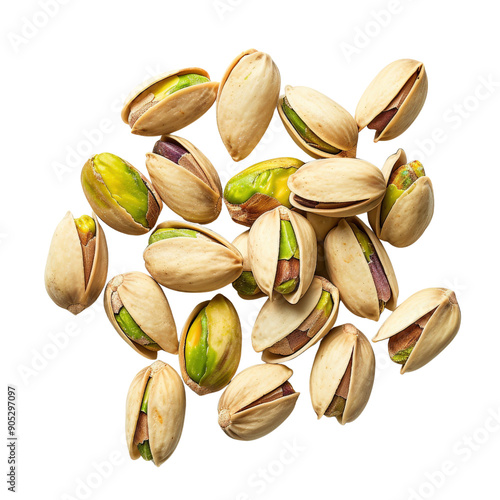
[44,50,461,467]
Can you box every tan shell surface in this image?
[306,213,340,241]
[45,212,108,315]
[288,158,386,217]
[121,68,218,136]
[144,221,243,292]
[217,49,280,161]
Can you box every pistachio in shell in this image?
[278,85,358,159]
[81,153,162,235]
[144,221,243,292]
[179,294,242,395]
[45,212,108,315]
[310,324,375,424]
[217,49,280,161]
[324,217,398,321]
[121,68,219,136]
[126,361,185,466]
[373,288,461,373]
[218,364,299,440]
[104,272,178,359]
[224,157,304,227]
[355,59,428,142]
[253,276,339,363]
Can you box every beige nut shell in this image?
[232,231,265,300]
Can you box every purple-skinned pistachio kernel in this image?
[153,140,189,165]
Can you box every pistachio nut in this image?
[45,212,108,315]
[368,149,434,247]
[179,294,242,395]
[324,217,398,321]
[126,360,185,466]
[287,158,386,217]
[306,213,340,278]
[81,153,162,235]
[218,364,299,441]
[224,157,304,227]
[355,59,428,142]
[278,85,358,159]
[231,231,265,300]
[310,324,375,424]
[144,221,243,292]
[104,272,178,359]
[121,68,219,136]
[253,276,339,363]
[217,49,280,161]
[373,288,461,374]
[145,135,222,224]
[248,206,316,304]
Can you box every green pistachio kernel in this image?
[232,271,260,297]
[279,220,299,260]
[274,220,300,294]
[391,346,414,364]
[326,396,346,417]
[74,215,96,242]
[148,227,199,246]
[147,74,210,102]
[137,378,153,461]
[349,223,374,262]
[115,307,160,351]
[317,290,333,318]
[185,308,209,384]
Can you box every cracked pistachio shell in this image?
[45,212,108,315]
[373,288,461,374]
[324,217,398,321]
[217,49,280,161]
[126,361,185,467]
[179,294,242,395]
[248,206,317,304]
[232,231,265,300]
[288,158,386,217]
[145,135,222,224]
[310,324,375,424]
[144,221,243,292]
[104,272,178,359]
[218,364,299,441]
[253,276,339,363]
[121,68,219,136]
[368,149,434,247]
[278,85,358,159]
[355,59,428,142]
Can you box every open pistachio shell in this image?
[278,85,358,159]
[373,288,461,374]
[368,149,434,247]
[217,49,280,161]
[253,276,339,363]
[144,221,243,292]
[121,68,219,136]
[248,206,316,304]
[145,135,222,224]
[288,158,386,217]
[355,59,428,142]
[45,212,108,315]
[104,272,178,359]
[126,361,185,466]
[310,324,375,424]
[324,217,399,321]
[218,364,299,441]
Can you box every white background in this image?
[2,0,499,499]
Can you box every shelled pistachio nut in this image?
[288,158,386,217]
[145,135,222,224]
[248,206,316,304]
[310,324,375,424]
[231,231,265,300]
[324,217,398,321]
[126,361,185,466]
[253,276,339,363]
[104,272,178,359]
[356,59,428,142]
[278,85,358,159]
[81,153,162,235]
[217,49,280,161]
[179,294,242,395]
[218,364,299,440]
[368,149,434,247]
[373,288,461,373]
[121,68,218,136]
[306,213,340,278]
[144,221,243,292]
[224,157,304,227]
[45,212,108,315]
